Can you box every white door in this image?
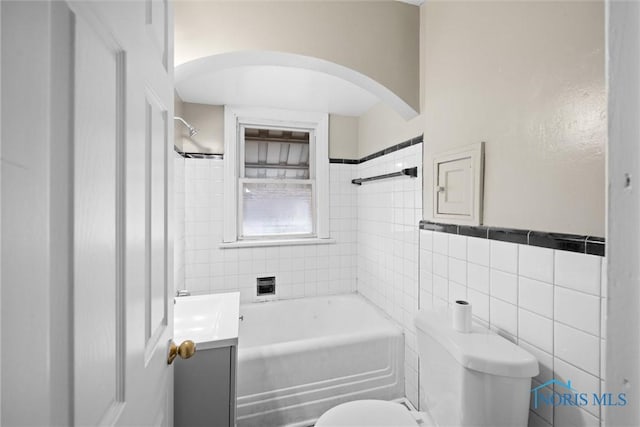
[71,1,174,425]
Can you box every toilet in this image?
[315,308,539,427]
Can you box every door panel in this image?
[436,157,472,216]
[70,1,174,425]
[74,14,125,426]
[145,93,169,360]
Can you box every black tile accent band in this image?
[183,152,223,159]
[586,237,605,257]
[488,228,529,245]
[174,145,224,159]
[529,231,586,253]
[458,225,489,239]
[329,134,423,165]
[419,221,605,257]
[329,158,359,164]
[177,135,423,164]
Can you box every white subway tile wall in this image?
[174,153,185,293]
[356,143,423,408]
[178,146,608,426]
[183,158,357,302]
[419,230,607,426]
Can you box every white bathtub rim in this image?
[238,328,402,361]
[238,292,404,349]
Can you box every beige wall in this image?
[174,0,420,112]
[329,115,359,159]
[179,103,225,154]
[420,0,605,236]
[358,103,424,157]
[177,102,359,158]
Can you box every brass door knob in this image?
[167,340,196,365]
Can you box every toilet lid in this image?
[315,400,420,427]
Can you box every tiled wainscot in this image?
[419,227,606,427]
[181,157,357,302]
[355,141,423,408]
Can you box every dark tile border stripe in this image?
[183,152,223,159]
[488,228,529,245]
[420,221,605,257]
[174,147,224,160]
[329,134,423,165]
[329,158,359,164]
[586,237,605,257]
[176,135,423,164]
[458,225,489,239]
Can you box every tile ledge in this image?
[219,238,336,249]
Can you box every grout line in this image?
[487,236,492,331]
[597,255,603,424]
[551,247,556,426]
[553,317,601,339]
[516,243,520,346]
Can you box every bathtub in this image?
[236,294,404,427]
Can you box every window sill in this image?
[219,238,336,249]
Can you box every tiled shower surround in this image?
[419,229,606,427]
[356,142,423,408]
[180,158,357,301]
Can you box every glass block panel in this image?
[242,182,313,237]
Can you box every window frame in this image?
[223,106,329,244]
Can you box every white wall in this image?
[182,159,357,302]
[356,143,423,407]
[419,230,606,426]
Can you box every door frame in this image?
[0,1,74,425]
[606,0,640,425]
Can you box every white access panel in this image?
[437,157,473,215]
[432,142,484,225]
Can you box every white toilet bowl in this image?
[314,400,427,427]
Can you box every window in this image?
[223,107,329,245]
[240,127,314,238]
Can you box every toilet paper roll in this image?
[452,300,472,333]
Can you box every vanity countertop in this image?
[174,292,240,350]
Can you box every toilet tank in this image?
[415,309,538,427]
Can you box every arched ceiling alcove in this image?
[174,51,420,119]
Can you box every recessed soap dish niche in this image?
[431,142,485,226]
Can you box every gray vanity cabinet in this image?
[174,344,237,427]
